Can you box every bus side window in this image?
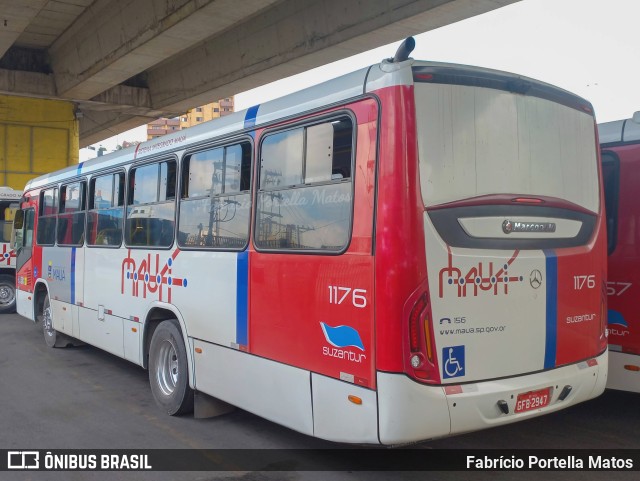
[125,160,176,248]
[255,117,354,252]
[602,151,620,255]
[36,187,58,246]
[178,142,252,249]
[57,181,86,246]
[87,172,124,247]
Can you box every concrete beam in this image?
[0,1,48,58]
[50,0,280,100]
[147,0,518,112]
[0,68,56,97]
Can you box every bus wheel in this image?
[149,320,194,415]
[0,274,16,313]
[39,295,58,348]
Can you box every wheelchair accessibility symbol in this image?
[443,345,465,379]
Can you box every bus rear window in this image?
[415,83,599,213]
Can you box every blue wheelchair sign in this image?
[442,345,465,379]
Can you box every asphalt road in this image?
[0,313,637,481]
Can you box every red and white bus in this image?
[599,113,640,392]
[0,187,21,313]
[13,39,608,444]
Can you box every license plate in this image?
[514,387,551,413]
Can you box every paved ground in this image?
[0,313,636,480]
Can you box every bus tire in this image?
[149,319,194,415]
[0,274,16,313]
[39,294,58,348]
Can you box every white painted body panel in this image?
[16,289,34,320]
[377,351,607,444]
[193,339,314,436]
[123,319,141,364]
[50,298,73,334]
[599,118,640,143]
[607,350,640,393]
[78,308,125,358]
[311,373,378,444]
[424,215,548,382]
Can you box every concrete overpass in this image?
[0,0,518,188]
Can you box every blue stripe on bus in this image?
[244,105,260,130]
[76,161,84,176]
[236,251,249,346]
[70,247,77,305]
[543,249,557,369]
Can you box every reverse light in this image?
[410,354,424,368]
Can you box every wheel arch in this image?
[142,302,194,390]
[33,280,50,322]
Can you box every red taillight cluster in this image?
[407,292,438,382]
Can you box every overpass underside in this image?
[0,0,518,189]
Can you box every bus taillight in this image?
[409,293,427,353]
[407,292,437,381]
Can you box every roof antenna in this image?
[392,37,415,63]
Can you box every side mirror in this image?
[11,209,24,250]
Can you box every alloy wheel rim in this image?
[156,340,179,396]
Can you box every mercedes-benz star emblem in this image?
[502,220,513,234]
[530,269,543,289]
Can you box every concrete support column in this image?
[0,95,78,190]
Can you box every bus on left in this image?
[0,186,22,313]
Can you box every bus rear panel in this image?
[373,62,607,443]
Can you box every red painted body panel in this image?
[249,99,378,388]
[372,85,429,374]
[16,191,41,296]
[555,240,607,365]
[606,143,640,353]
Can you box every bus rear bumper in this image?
[607,350,640,393]
[377,350,607,445]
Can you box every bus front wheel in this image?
[149,319,194,415]
[39,294,58,348]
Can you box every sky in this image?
[82,0,640,159]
